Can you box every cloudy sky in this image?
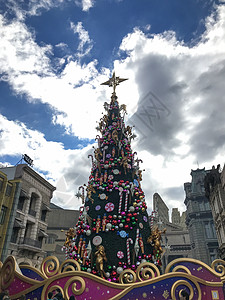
[0,0,225,217]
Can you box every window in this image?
[11,228,19,243]
[0,178,3,191]
[199,201,204,211]
[41,210,47,222]
[205,201,210,210]
[45,235,56,244]
[17,197,24,211]
[205,221,217,239]
[0,205,7,224]
[5,184,12,196]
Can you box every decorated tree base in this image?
[0,256,225,299]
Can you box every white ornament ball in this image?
[106,272,110,278]
[129,206,135,212]
[106,223,112,229]
[119,223,123,228]
[72,251,76,256]
[86,230,91,236]
[87,268,92,273]
[141,259,147,264]
[116,267,123,274]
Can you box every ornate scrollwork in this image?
[211,259,225,278]
[171,279,201,300]
[170,265,191,275]
[119,269,136,284]
[59,259,81,273]
[136,262,160,281]
[40,256,60,277]
[0,256,15,290]
[64,276,85,298]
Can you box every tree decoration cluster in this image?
[63,76,163,282]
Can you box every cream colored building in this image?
[0,164,55,267]
[43,203,80,263]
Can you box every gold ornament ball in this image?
[133,202,137,207]
[142,207,145,212]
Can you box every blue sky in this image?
[0,0,225,215]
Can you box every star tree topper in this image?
[101,72,128,93]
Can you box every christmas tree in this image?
[64,73,162,282]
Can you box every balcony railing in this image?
[28,208,36,217]
[22,238,42,248]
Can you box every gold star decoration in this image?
[101,72,128,93]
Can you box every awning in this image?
[42,204,51,211]
[38,229,48,238]
[14,219,25,229]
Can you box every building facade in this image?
[0,164,55,267]
[0,171,20,259]
[43,203,79,263]
[152,193,191,272]
[204,165,225,260]
[184,168,218,265]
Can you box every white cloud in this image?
[74,0,95,11]
[0,114,93,209]
[70,21,93,58]
[112,5,225,212]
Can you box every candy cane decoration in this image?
[136,158,143,168]
[79,186,85,204]
[124,190,129,212]
[134,228,140,256]
[150,210,158,229]
[136,228,140,245]
[118,191,123,214]
[79,205,84,216]
[126,238,133,265]
[88,154,95,168]
[95,135,101,148]
[132,152,137,167]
